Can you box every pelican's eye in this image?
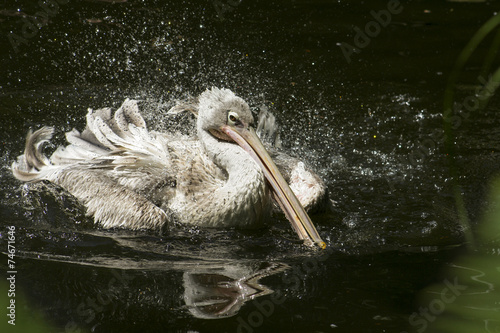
[227,111,240,126]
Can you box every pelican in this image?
[12,88,326,248]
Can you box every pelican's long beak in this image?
[221,125,326,249]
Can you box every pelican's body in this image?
[12,88,326,248]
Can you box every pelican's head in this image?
[197,87,253,141]
[197,87,326,249]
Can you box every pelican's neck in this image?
[198,129,252,173]
[197,128,270,227]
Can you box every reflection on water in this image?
[183,262,287,319]
[0,250,288,332]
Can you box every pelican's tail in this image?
[12,127,56,181]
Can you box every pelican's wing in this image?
[172,141,226,198]
[52,99,173,192]
[51,165,169,231]
[167,95,199,116]
[14,99,174,231]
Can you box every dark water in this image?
[1,0,500,332]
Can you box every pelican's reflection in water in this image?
[12,233,291,330]
[183,262,288,319]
